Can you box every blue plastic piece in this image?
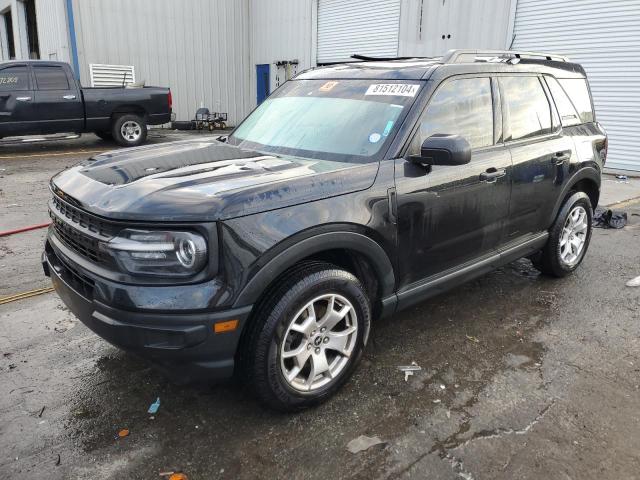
[147,397,161,414]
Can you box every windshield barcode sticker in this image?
[365,84,420,97]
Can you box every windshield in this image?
[228,79,422,163]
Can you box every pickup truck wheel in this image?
[112,114,147,147]
[243,262,371,411]
[532,191,593,277]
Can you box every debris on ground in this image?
[168,473,188,480]
[38,406,45,418]
[615,175,629,181]
[466,334,480,344]
[55,454,61,466]
[627,276,640,287]
[433,399,441,404]
[594,208,627,229]
[398,362,421,381]
[118,429,130,438]
[148,397,161,414]
[346,435,386,454]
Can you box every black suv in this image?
[43,50,607,411]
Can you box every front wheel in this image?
[112,114,147,147]
[242,262,371,411]
[532,191,593,277]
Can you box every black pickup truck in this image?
[0,60,171,146]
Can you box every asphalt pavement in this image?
[1,134,639,479]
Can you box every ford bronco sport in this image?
[43,50,607,411]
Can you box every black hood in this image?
[51,139,379,222]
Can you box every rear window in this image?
[34,65,70,90]
[557,78,594,124]
[500,76,552,141]
[0,66,30,91]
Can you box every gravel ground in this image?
[1,136,639,479]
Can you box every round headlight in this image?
[176,237,197,268]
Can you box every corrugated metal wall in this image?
[317,0,401,63]
[249,0,315,107]
[399,0,512,57]
[511,0,640,172]
[34,0,70,62]
[71,0,250,124]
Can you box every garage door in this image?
[512,0,640,171]
[317,0,401,64]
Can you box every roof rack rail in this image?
[442,49,569,64]
[350,54,436,62]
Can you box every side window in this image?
[34,66,70,90]
[500,76,552,141]
[409,77,493,154]
[558,78,594,123]
[545,76,581,127]
[0,66,30,91]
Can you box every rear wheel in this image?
[532,191,593,277]
[242,262,371,411]
[112,114,147,147]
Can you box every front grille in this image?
[49,194,117,265]
[51,195,114,238]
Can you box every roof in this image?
[296,49,586,81]
[0,59,70,68]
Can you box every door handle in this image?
[480,167,506,183]
[63,94,76,100]
[554,151,571,165]
[16,96,32,102]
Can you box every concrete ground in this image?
[1,135,639,479]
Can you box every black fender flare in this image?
[547,167,600,226]
[232,231,396,308]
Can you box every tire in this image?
[242,262,371,412]
[112,114,147,147]
[532,191,593,277]
[94,131,112,141]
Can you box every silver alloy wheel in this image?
[120,120,142,142]
[280,293,358,392]
[559,205,588,266]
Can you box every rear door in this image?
[499,75,573,239]
[33,63,84,134]
[0,64,37,137]
[394,75,512,291]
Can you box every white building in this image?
[0,0,638,171]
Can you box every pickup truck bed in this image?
[0,60,171,146]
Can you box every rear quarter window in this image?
[545,76,581,127]
[557,78,594,124]
[0,66,30,91]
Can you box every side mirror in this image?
[409,134,471,167]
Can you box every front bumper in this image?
[43,239,252,383]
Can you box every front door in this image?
[0,63,37,137]
[33,64,84,134]
[394,76,512,294]
[256,64,270,105]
